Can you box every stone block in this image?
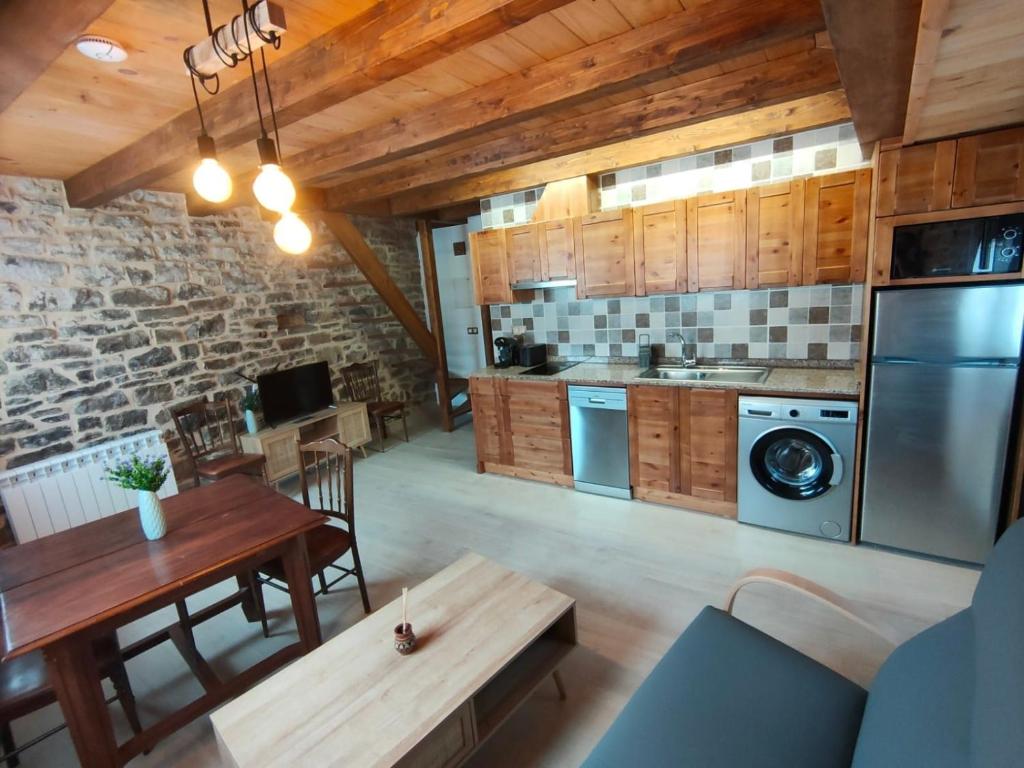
[104,409,149,431]
[6,442,74,468]
[4,369,74,397]
[2,256,66,283]
[17,426,72,449]
[111,286,171,307]
[96,330,151,354]
[128,346,176,371]
[135,305,188,322]
[132,382,174,405]
[126,266,153,286]
[73,390,128,414]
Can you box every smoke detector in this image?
[75,35,128,63]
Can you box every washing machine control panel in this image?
[739,398,857,424]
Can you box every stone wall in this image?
[0,175,434,471]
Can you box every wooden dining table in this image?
[0,474,326,768]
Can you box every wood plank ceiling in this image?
[2,0,1014,215]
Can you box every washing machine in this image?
[738,396,857,541]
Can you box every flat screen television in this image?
[257,361,334,427]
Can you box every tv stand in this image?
[239,404,371,484]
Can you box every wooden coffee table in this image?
[211,553,577,768]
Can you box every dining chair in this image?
[0,634,141,767]
[340,361,408,452]
[172,398,267,487]
[254,439,371,635]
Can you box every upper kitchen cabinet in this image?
[538,219,577,282]
[952,127,1024,208]
[574,209,636,297]
[505,224,542,288]
[469,228,512,305]
[633,200,687,295]
[876,141,956,216]
[802,169,871,285]
[745,180,805,288]
[686,192,746,292]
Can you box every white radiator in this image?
[0,430,179,544]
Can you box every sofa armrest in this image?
[723,568,898,646]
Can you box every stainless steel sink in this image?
[638,365,770,384]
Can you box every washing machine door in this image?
[749,427,842,500]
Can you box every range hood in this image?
[510,278,578,290]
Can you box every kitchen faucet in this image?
[668,331,697,367]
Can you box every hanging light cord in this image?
[237,0,268,140]
[189,71,208,135]
[259,47,283,165]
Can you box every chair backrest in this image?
[341,361,381,403]
[172,399,239,461]
[296,438,354,530]
[852,519,1024,767]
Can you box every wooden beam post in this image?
[0,0,116,115]
[318,212,438,366]
[819,0,922,144]
[902,0,951,145]
[417,220,456,432]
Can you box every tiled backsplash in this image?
[490,284,863,362]
[478,123,867,229]
[598,123,866,210]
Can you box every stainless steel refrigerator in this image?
[861,284,1024,563]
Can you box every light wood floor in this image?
[14,411,979,767]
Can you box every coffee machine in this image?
[493,336,521,368]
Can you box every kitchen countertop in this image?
[471,362,861,397]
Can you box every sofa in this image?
[583,520,1024,767]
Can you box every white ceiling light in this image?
[75,35,128,63]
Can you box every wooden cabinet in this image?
[502,380,572,481]
[239,404,371,484]
[469,377,571,486]
[745,180,804,288]
[633,200,686,295]
[628,385,737,517]
[802,169,870,285]
[505,224,542,287]
[469,228,512,305]
[686,192,746,291]
[952,127,1024,208]
[538,219,576,281]
[574,209,635,297]
[876,140,956,216]
[469,377,507,468]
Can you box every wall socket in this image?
[466,327,479,335]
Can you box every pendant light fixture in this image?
[184,0,309,254]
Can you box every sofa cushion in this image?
[969,519,1024,767]
[851,609,973,768]
[583,606,867,768]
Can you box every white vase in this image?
[245,409,259,434]
[138,490,167,541]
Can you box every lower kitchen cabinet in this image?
[628,385,738,517]
[468,377,572,486]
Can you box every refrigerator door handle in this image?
[829,453,844,486]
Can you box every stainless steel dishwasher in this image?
[567,385,631,499]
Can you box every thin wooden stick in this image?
[401,587,408,630]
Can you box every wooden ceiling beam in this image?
[324,48,841,208]
[288,0,827,185]
[0,0,116,115]
[318,212,437,365]
[819,0,922,145]
[902,0,952,145]
[62,0,578,209]
[379,90,851,215]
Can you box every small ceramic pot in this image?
[137,489,167,541]
[244,409,259,434]
[394,623,417,655]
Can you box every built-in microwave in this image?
[890,213,1023,280]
